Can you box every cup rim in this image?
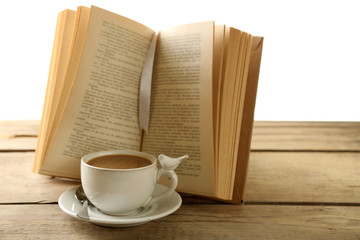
[81,150,157,172]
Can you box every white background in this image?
[0,0,359,121]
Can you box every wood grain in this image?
[246,152,360,203]
[2,120,360,238]
[0,120,39,137]
[252,121,360,151]
[0,120,39,151]
[0,152,79,203]
[1,204,359,240]
[0,138,37,152]
[3,151,360,204]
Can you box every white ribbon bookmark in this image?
[139,31,158,133]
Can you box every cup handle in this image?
[144,154,188,206]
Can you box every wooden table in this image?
[1,120,360,239]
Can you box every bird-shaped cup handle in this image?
[144,154,188,206]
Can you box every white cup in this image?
[81,149,186,215]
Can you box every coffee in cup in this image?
[87,154,152,169]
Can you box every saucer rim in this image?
[58,184,182,226]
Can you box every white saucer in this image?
[58,184,182,227]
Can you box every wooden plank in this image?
[252,121,360,151]
[0,120,39,151]
[0,152,79,203]
[0,120,39,137]
[245,151,360,203]
[0,138,37,152]
[1,204,359,239]
[2,151,360,204]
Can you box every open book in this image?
[33,6,263,203]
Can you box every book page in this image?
[39,6,155,178]
[46,6,92,151]
[230,36,263,203]
[142,22,215,196]
[212,25,225,185]
[34,9,76,172]
[229,32,252,193]
[217,28,253,199]
[36,6,92,174]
